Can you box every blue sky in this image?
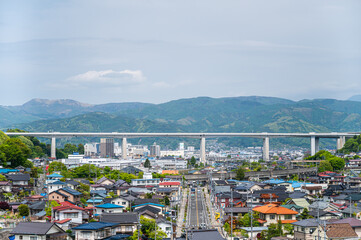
[0,0,360,105]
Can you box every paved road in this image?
[187,187,210,229]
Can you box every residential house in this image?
[10,222,67,240]
[65,179,80,189]
[46,173,63,184]
[28,201,46,216]
[286,198,310,210]
[7,173,30,186]
[215,192,242,208]
[325,223,358,239]
[95,203,124,215]
[72,222,119,240]
[157,218,176,239]
[301,185,324,195]
[96,177,115,186]
[120,166,142,175]
[0,181,11,192]
[47,180,66,194]
[308,210,340,220]
[333,218,361,238]
[53,202,88,225]
[104,195,137,209]
[292,219,324,240]
[49,187,82,203]
[100,213,138,235]
[253,204,298,226]
[131,178,160,187]
[280,204,304,214]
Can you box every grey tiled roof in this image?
[11,222,61,235]
[100,213,138,224]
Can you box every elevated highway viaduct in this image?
[5,132,359,163]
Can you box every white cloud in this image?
[67,69,145,87]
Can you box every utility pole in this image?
[137,212,140,240]
[230,190,233,240]
[350,196,352,217]
[250,193,253,240]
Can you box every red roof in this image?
[54,218,71,224]
[159,182,181,186]
[53,202,84,211]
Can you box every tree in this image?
[318,160,333,172]
[190,156,196,166]
[238,212,260,227]
[45,200,60,216]
[300,208,313,219]
[284,223,294,235]
[144,158,151,168]
[77,144,84,154]
[0,174,7,181]
[164,196,170,206]
[18,204,29,217]
[0,201,10,210]
[235,167,245,180]
[0,138,31,168]
[48,161,67,173]
[329,158,345,171]
[130,216,167,240]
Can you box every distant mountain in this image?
[0,98,152,128]
[3,96,361,148]
[348,95,361,102]
[15,112,183,133]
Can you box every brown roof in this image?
[326,223,358,238]
[302,186,322,190]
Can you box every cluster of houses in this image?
[211,171,361,240]
[0,167,182,240]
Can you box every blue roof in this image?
[86,199,103,203]
[0,169,19,174]
[132,203,164,208]
[48,180,66,185]
[104,234,130,240]
[96,203,124,209]
[47,173,63,178]
[262,179,285,184]
[72,222,118,230]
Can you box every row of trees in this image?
[47,161,139,183]
[0,130,86,168]
[306,150,345,172]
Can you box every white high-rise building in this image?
[150,143,161,157]
[179,142,184,150]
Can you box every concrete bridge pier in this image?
[337,136,346,150]
[51,137,56,159]
[122,137,127,159]
[310,136,319,156]
[200,137,206,164]
[263,137,270,161]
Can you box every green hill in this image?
[4,96,361,148]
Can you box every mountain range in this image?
[1,96,361,148]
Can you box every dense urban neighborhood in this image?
[1,130,361,240]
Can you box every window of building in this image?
[65,212,78,218]
[284,215,292,220]
[30,236,38,240]
[270,215,275,220]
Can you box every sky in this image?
[0,0,360,105]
